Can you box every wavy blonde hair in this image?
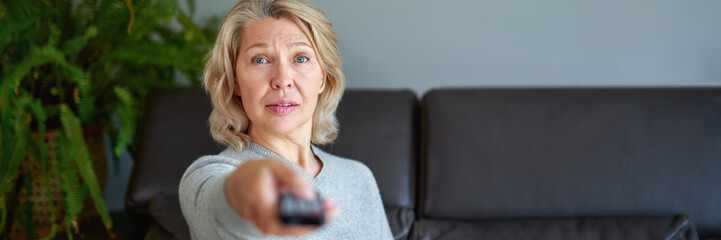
[204,0,345,151]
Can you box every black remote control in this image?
[278,191,324,225]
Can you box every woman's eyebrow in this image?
[290,42,312,49]
[244,43,267,53]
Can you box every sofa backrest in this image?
[420,88,721,237]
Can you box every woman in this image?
[178,0,393,239]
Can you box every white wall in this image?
[192,0,721,94]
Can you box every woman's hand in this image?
[225,159,341,236]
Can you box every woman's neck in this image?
[248,127,320,176]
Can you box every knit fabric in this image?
[179,142,393,239]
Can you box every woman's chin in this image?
[258,121,308,137]
[248,111,314,138]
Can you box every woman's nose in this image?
[271,62,293,90]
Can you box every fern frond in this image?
[0,101,31,197]
[95,0,131,39]
[55,130,83,228]
[64,221,73,240]
[7,45,61,91]
[7,44,87,93]
[59,106,113,234]
[113,108,133,157]
[48,23,61,47]
[113,86,135,157]
[28,98,47,168]
[113,86,135,108]
[77,77,94,124]
[0,16,33,55]
[0,117,27,234]
[62,25,99,55]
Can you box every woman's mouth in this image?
[266,100,298,115]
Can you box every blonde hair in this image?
[203,0,345,151]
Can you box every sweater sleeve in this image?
[358,162,394,240]
[371,172,394,240]
[178,156,265,239]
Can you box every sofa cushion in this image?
[420,89,721,237]
[413,215,697,240]
[318,90,418,239]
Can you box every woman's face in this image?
[235,17,325,139]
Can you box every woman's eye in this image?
[253,57,268,64]
[295,56,309,63]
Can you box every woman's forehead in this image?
[241,18,312,52]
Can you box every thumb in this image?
[267,160,315,199]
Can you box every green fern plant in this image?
[0,0,217,239]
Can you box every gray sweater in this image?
[179,142,393,239]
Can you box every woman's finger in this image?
[323,197,341,224]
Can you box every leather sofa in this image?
[125,87,721,240]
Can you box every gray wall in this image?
[194,0,721,95]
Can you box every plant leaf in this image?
[0,113,30,236]
[7,44,86,93]
[61,25,99,55]
[59,106,114,234]
[113,86,135,157]
[0,16,33,55]
[0,97,31,197]
[55,130,83,222]
[77,76,95,124]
